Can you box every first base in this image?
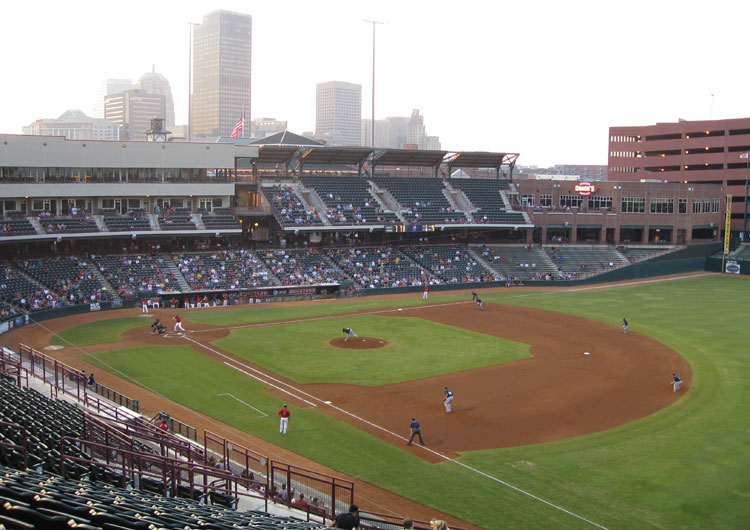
[584,352,591,356]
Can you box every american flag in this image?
[230,115,245,138]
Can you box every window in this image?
[3,200,17,212]
[539,194,553,207]
[621,197,645,213]
[32,199,51,211]
[560,195,583,208]
[521,194,534,206]
[678,198,687,214]
[693,200,702,214]
[650,198,674,214]
[587,196,612,210]
[127,199,141,210]
[713,199,720,213]
[703,199,711,214]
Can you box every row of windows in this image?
[611,146,750,158]
[611,129,750,143]
[522,194,720,214]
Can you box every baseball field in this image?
[7,272,750,529]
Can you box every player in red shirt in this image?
[173,313,185,332]
[422,285,429,300]
[278,404,290,434]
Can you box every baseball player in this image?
[278,404,290,434]
[443,386,454,413]
[173,313,185,332]
[471,291,478,301]
[422,285,429,300]
[342,327,358,342]
[622,317,628,334]
[476,297,483,310]
[141,298,149,314]
[671,373,683,392]
[406,418,423,446]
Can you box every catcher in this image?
[443,386,454,413]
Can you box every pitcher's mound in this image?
[329,337,387,349]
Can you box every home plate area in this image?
[329,337,387,349]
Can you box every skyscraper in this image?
[105,89,166,141]
[93,79,135,119]
[192,10,252,138]
[137,68,176,127]
[315,81,362,146]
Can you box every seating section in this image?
[545,245,628,276]
[0,217,35,236]
[0,376,86,476]
[174,250,276,290]
[15,257,109,303]
[40,216,99,233]
[158,214,197,230]
[102,213,151,232]
[91,255,175,297]
[0,465,326,530]
[0,264,64,312]
[258,248,346,285]
[401,245,493,283]
[325,247,432,288]
[0,373,326,530]
[475,244,559,281]
[264,185,323,226]
[301,176,400,225]
[618,245,675,262]
[374,177,467,224]
[450,178,527,224]
[201,212,241,229]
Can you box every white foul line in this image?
[217,393,268,417]
[178,330,610,529]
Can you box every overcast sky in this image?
[2,0,750,167]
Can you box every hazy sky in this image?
[3,0,750,167]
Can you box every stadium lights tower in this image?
[364,19,386,175]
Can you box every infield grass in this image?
[212,315,531,385]
[51,317,147,346]
[75,275,750,529]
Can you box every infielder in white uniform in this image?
[443,387,454,413]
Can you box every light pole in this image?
[364,19,385,175]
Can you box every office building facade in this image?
[315,81,362,146]
[104,89,166,141]
[192,10,252,138]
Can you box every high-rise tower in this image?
[192,10,252,138]
[315,81,362,146]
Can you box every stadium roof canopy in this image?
[299,147,373,167]
[249,130,323,147]
[444,151,519,169]
[254,145,299,165]
[373,149,448,167]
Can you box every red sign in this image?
[574,182,598,196]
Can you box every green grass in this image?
[212,315,531,385]
[51,317,147,346]
[75,276,750,529]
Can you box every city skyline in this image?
[3,0,750,166]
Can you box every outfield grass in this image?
[211,315,531,385]
[76,276,750,529]
[51,317,147,346]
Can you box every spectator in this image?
[332,504,359,529]
[430,521,449,530]
[87,373,96,391]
